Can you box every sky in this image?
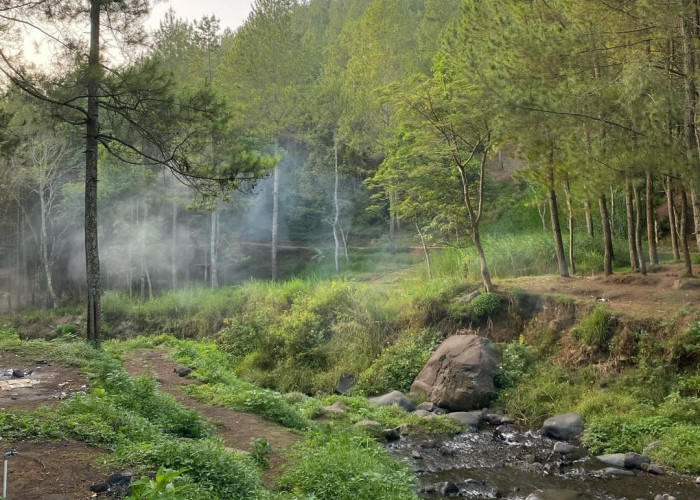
[147,0,256,31]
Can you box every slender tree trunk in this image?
[634,184,647,276]
[599,194,614,276]
[333,133,340,273]
[666,177,680,259]
[531,185,547,231]
[271,143,279,281]
[339,224,350,263]
[171,201,177,289]
[691,186,700,254]
[625,177,639,271]
[389,190,396,255]
[85,0,101,346]
[39,190,57,310]
[609,185,616,236]
[416,223,432,279]
[679,187,693,275]
[564,178,576,275]
[646,171,659,265]
[210,209,218,288]
[548,166,569,278]
[584,199,594,238]
[472,226,493,292]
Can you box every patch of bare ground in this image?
[122,349,301,487]
[502,264,699,319]
[0,353,88,410]
[0,441,106,500]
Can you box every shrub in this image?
[583,414,673,455]
[649,425,700,474]
[573,306,615,350]
[448,293,504,324]
[494,342,535,395]
[278,430,419,500]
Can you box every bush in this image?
[573,306,615,350]
[278,430,419,500]
[584,414,674,455]
[494,342,535,395]
[448,293,504,324]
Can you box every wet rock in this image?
[411,334,500,411]
[485,413,515,425]
[369,390,415,412]
[90,471,133,494]
[596,453,626,468]
[334,373,356,395]
[411,450,423,459]
[541,412,584,441]
[383,428,400,441]
[641,463,664,475]
[436,481,460,496]
[173,365,192,377]
[526,490,587,500]
[602,467,635,477]
[654,495,678,500]
[696,476,700,484]
[596,452,650,470]
[11,369,27,378]
[319,401,348,415]
[445,410,483,428]
[89,481,109,493]
[553,442,578,455]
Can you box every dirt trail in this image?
[122,349,301,486]
[502,264,699,318]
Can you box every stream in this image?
[387,423,700,500]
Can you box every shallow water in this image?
[387,426,699,499]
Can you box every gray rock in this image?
[173,365,192,377]
[602,467,635,477]
[369,390,415,412]
[696,476,700,484]
[411,335,501,411]
[553,442,578,455]
[411,450,423,459]
[642,463,664,475]
[541,412,584,441]
[413,409,433,418]
[445,410,483,427]
[319,401,348,415]
[335,373,356,395]
[624,452,651,469]
[526,490,587,500]
[415,401,447,413]
[596,453,627,468]
[354,419,381,430]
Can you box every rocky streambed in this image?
[386,420,699,500]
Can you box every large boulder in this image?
[541,413,584,441]
[410,335,501,411]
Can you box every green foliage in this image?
[572,306,615,349]
[278,430,419,500]
[494,342,535,395]
[249,438,272,469]
[448,293,504,324]
[117,439,261,500]
[127,468,194,500]
[649,425,700,474]
[355,329,441,396]
[584,414,673,455]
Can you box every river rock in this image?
[354,419,381,430]
[526,490,587,500]
[413,409,437,418]
[410,335,501,411]
[597,452,650,470]
[541,412,584,441]
[641,463,664,475]
[437,481,460,496]
[319,401,348,415]
[369,390,415,411]
[383,428,401,441]
[415,401,447,414]
[334,373,356,395]
[173,365,192,377]
[445,410,483,428]
[596,453,626,468]
[602,467,635,477]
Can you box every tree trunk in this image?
[389,190,396,255]
[472,226,493,292]
[333,133,340,273]
[633,183,647,276]
[416,223,432,279]
[339,224,350,263]
[171,201,177,289]
[584,198,594,238]
[646,171,659,265]
[39,189,57,310]
[85,0,101,346]
[691,186,700,254]
[210,209,219,288]
[609,185,615,236]
[564,178,576,275]
[271,144,279,281]
[548,166,569,278]
[625,177,639,271]
[599,194,614,276]
[679,187,693,275]
[666,177,680,259]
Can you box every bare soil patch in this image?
[503,264,699,319]
[123,349,301,486]
[0,441,106,500]
[0,353,88,410]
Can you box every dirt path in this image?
[502,264,699,319]
[122,349,301,486]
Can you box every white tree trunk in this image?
[171,201,178,289]
[333,134,340,273]
[39,189,57,310]
[210,209,219,288]
[271,148,280,281]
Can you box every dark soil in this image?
[0,441,106,500]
